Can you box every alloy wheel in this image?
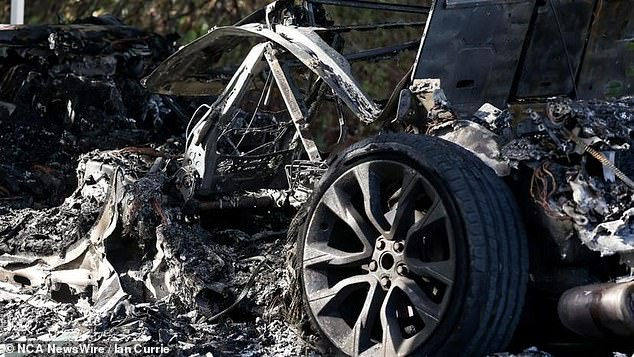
[302,159,458,356]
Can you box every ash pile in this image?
[0,20,318,356]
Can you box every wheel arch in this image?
[143,23,381,123]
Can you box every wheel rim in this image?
[302,160,458,356]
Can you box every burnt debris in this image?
[428,95,634,257]
[0,1,633,355]
[0,19,183,207]
[0,19,318,356]
[0,147,317,355]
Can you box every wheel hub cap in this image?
[370,238,406,291]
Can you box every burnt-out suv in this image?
[145,1,634,355]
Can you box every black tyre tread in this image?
[454,154,508,356]
[432,137,529,352]
[301,133,528,356]
[383,134,528,356]
[442,143,520,355]
[394,134,527,356]
[425,137,523,354]
[387,134,525,356]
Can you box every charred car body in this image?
[148,0,632,355]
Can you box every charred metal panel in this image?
[576,0,634,99]
[413,0,536,114]
[514,0,595,98]
[144,24,381,123]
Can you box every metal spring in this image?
[567,131,634,190]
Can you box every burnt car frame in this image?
[145,0,634,356]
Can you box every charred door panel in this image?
[576,0,634,99]
[413,0,536,114]
[514,0,596,98]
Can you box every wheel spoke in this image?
[306,274,372,305]
[387,168,421,240]
[386,279,442,356]
[398,322,438,356]
[321,185,376,252]
[396,278,442,323]
[346,280,385,355]
[353,164,391,234]
[303,242,371,267]
[407,258,454,286]
[379,286,402,356]
[406,196,447,238]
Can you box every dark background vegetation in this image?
[1,0,269,43]
[1,1,426,43]
[0,0,427,97]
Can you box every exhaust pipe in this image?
[558,281,634,338]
